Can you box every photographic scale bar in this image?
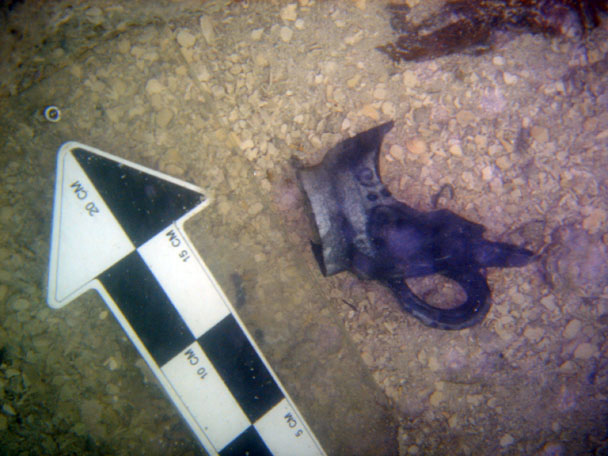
[47,142,326,456]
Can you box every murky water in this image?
[0,1,606,455]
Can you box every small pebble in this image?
[389,144,405,161]
[503,72,518,85]
[145,79,164,95]
[493,55,505,66]
[530,125,549,143]
[559,360,576,373]
[474,134,487,148]
[402,70,418,88]
[11,297,29,311]
[449,143,463,157]
[280,3,298,21]
[280,26,293,42]
[373,86,387,99]
[117,40,130,55]
[104,357,119,371]
[85,6,103,25]
[481,165,493,181]
[582,208,606,234]
[244,148,258,161]
[176,29,196,48]
[562,319,581,339]
[448,414,459,428]
[406,138,427,156]
[240,138,254,150]
[466,394,483,406]
[523,326,544,343]
[251,28,264,41]
[495,315,515,341]
[197,65,212,81]
[456,110,476,126]
[255,54,269,67]
[248,202,264,216]
[344,31,363,46]
[381,101,396,117]
[495,155,510,170]
[359,104,379,120]
[199,16,215,44]
[574,342,597,359]
[540,295,558,312]
[156,108,173,128]
[500,434,514,447]
[2,404,16,416]
[347,74,361,88]
[429,390,444,406]
[164,163,185,177]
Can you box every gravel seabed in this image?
[0,1,607,455]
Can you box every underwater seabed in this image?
[0,0,607,455]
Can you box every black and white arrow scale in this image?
[47,142,326,456]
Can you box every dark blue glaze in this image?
[297,121,534,330]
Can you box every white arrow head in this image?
[47,141,207,308]
[48,143,134,307]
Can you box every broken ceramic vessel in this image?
[297,121,534,330]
